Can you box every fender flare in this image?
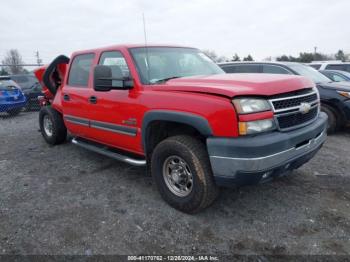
[142,110,213,153]
[43,55,70,96]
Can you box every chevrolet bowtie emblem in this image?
[299,102,311,114]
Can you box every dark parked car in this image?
[320,70,350,82]
[7,74,42,110]
[219,62,350,133]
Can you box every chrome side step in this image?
[71,138,146,167]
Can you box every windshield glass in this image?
[288,64,331,84]
[11,75,38,89]
[340,71,350,78]
[129,47,224,84]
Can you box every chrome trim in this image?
[275,103,319,117]
[269,91,317,103]
[268,91,320,131]
[72,138,146,166]
[273,100,319,113]
[273,104,319,132]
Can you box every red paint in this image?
[34,44,315,156]
[239,111,274,122]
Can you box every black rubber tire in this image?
[6,108,22,116]
[321,105,338,134]
[151,135,219,214]
[39,106,67,145]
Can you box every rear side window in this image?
[99,51,130,78]
[10,75,29,83]
[262,65,290,74]
[221,64,260,73]
[68,54,95,87]
[325,64,344,71]
[309,64,321,70]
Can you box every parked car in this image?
[309,61,350,72]
[320,70,350,82]
[34,45,327,213]
[0,77,27,116]
[219,61,350,133]
[8,74,43,111]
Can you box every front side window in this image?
[68,54,95,87]
[332,74,346,82]
[326,64,344,71]
[262,65,291,74]
[99,51,130,78]
[10,75,29,84]
[129,47,223,84]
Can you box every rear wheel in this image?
[321,105,339,134]
[39,107,67,145]
[151,135,219,214]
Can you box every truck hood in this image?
[151,74,314,98]
[317,81,350,92]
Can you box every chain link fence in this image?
[0,74,42,119]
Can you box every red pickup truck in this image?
[35,45,327,213]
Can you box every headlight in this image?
[239,119,276,135]
[233,98,271,114]
[337,91,350,98]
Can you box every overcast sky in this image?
[0,0,349,64]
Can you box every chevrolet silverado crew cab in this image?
[34,45,328,213]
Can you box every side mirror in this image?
[93,65,133,91]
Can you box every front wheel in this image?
[151,135,219,214]
[321,105,339,134]
[39,107,67,145]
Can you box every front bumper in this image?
[207,112,328,187]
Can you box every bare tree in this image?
[243,54,254,61]
[231,53,240,61]
[202,49,227,63]
[1,49,25,74]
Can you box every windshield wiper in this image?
[151,76,182,84]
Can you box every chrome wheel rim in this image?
[43,115,53,137]
[162,156,193,197]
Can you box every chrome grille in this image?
[272,93,318,110]
[269,89,319,131]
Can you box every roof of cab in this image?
[71,44,196,56]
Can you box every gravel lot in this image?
[0,112,349,256]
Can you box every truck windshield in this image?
[288,64,331,84]
[129,47,224,84]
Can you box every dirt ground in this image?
[0,112,349,255]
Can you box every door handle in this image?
[63,94,70,101]
[89,96,97,104]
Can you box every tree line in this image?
[0,49,29,75]
[1,48,349,76]
[203,49,349,63]
[276,50,348,63]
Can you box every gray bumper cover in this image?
[207,112,328,184]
